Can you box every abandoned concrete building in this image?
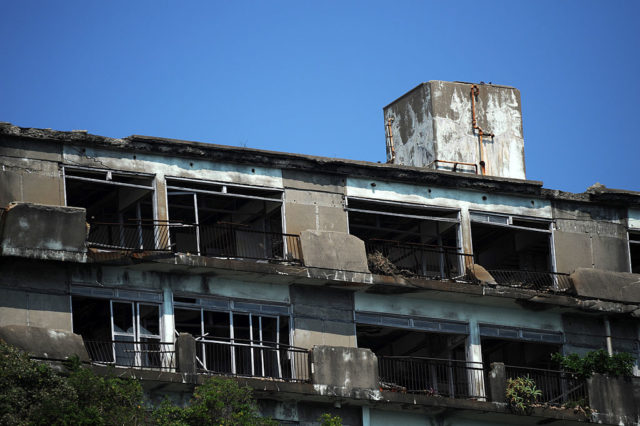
[1,80,640,425]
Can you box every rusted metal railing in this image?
[505,365,588,405]
[84,340,175,371]
[196,337,311,383]
[378,356,486,399]
[87,222,302,264]
[484,269,573,292]
[364,238,473,280]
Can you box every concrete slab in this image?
[0,324,89,362]
[311,346,378,391]
[299,230,369,273]
[1,202,87,262]
[570,268,640,303]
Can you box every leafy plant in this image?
[506,376,542,415]
[318,413,343,426]
[0,339,146,425]
[551,349,635,379]
[152,376,276,426]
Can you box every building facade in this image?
[1,81,639,425]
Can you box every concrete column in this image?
[175,333,197,374]
[488,362,506,402]
[465,319,486,400]
[162,286,175,343]
[459,207,474,268]
[154,173,169,223]
[361,406,370,426]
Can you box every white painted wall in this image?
[63,145,283,189]
[629,208,640,230]
[347,177,550,219]
[355,293,563,332]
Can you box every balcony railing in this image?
[483,269,573,292]
[378,356,486,399]
[84,340,175,371]
[505,365,588,405]
[364,239,472,280]
[195,337,311,383]
[87,222,303,263]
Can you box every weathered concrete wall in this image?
[0,324,89,361]
[384,81,525,179]
[291,285,356,349]
[0,138,64,207]
[283,170,347,235]
[0,258,72,331]
[355,290,563,333]
[1,202,87,262]
[311,346,378,392]
[299,230,369,273]
[562,314,606,355]
[588,374,640,426]
[71,265,291,303]
[553,201,629,273]
[382,84,436,169]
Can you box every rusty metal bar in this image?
[385,117,396,164]
[432,159,478,174]
[470,85,494,176]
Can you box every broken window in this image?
[347,198,464,279]
[470,212,553,273]
[72,296,162,368]
[629,231,640,273]
[64,166,158,250]
[356,313,478,397]
[165,177,288,260]
[479,324,562,369]
[173,299,291,379]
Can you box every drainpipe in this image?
[385,117,396,164]
[603,316,613,356]
[470,85,494,176]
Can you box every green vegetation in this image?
[0,340,145,425]
[318,413,343,426]
[0,340,280,425]
[551,349,635,379]
[153,377,276,426]
[505,376,542,415]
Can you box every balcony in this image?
[80,338,591,410]
[468,267,573,292]
[195,337,311,383]
[504,364,589,405]
[364,239,472,280]
[378,356,485,399]
[86,222,303,264]
[83,340,175,371]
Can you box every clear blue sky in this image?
[2,1,638,193]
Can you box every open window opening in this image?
[629,231,640,274]
[72,296,164,368]
[65,167,157,250]
[481,339,560,370]
[347,198,464,279]
[479,324,562,370]
[355,314,482,398]
[356,323,466,359]
[166,177,292,261]
[470,212,560,289]
[174,306,294,380]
